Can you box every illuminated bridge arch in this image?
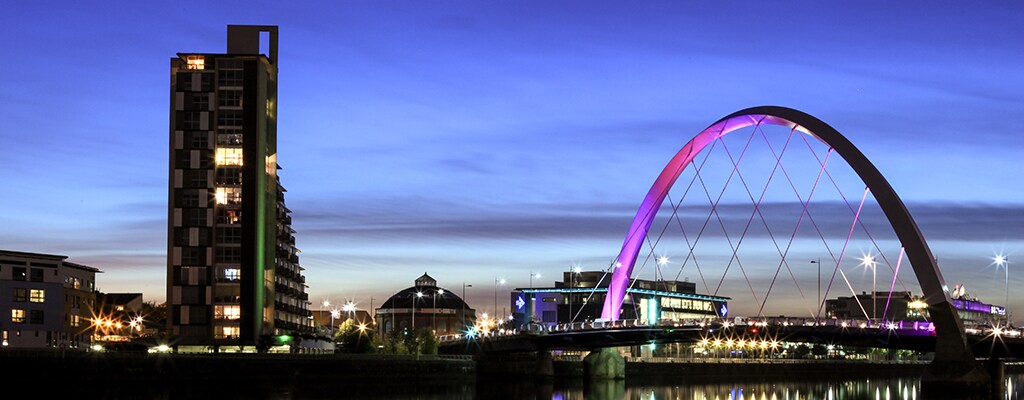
[600,105,977,364]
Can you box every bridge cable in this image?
[800,134,911,295]
[752,125,831,320]
[821,186,874,322]
[706,124,765,306]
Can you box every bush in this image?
[333,319,375,353]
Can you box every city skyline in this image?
[2,2,1021,320]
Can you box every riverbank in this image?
[4,348,1016,386]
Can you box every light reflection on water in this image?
[528,374,1023,400]
[83,373,1024,399]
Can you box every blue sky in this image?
[1,1,1021,320]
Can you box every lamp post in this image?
[810,259,820,320]
[370,297,375,327]
[494,278,505,320]
[412,291,423,332]
[860,255,877,321]
[996,256,1009,318]
[343,301,356,322]
[462,283,472,332]
[322,299,334,334]
[329,308,340,338]
[569,265,582,323]
[530,271,541,288]
[433,289,444,333]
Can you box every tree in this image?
[402,328,419,354]
[418,329,438,355]
[381,331,409,354]
[333,319,375,353]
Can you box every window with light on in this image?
[186,55,205,70]
[216,148,243,166]
[215,305,241,320]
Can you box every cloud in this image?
[292,196,1022,244]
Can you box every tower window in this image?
[216,148,243,166]
[186,55,205,70]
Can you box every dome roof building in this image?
[376,273,476,338]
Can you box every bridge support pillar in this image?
[583,347,625,380]
[920,309,993,396]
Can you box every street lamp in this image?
[343,301,356,322]
[657,256,669,287]
[433,289,444,333]
[569,265,582,323]
[530,271,541,288]
[995,255,1009,317]
[462,283,473,332]
[810,259,821,320]
[329,308,340,336]
[370,297,375,327]
[860,254,877,321]
[412,291,423,332]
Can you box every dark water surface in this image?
[79,374,1024,400]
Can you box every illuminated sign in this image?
[719,304,729,317]
[515,295,526,311]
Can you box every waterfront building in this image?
[376,273,476,338]
[511,270,729,327]
[166,25,313,350]
[0,250,100,349]
[825,285,1006,326]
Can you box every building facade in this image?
[512,270,729,327]
[376,274,476,338]
[825,286,1006,326]
[166,25,312,350]
[0,250,100,349]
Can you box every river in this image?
[83,373,1023,399]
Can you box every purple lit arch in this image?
[601,105,977,365]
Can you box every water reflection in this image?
[63,373,1024,399]
[475,375,1023,400]
[539,374,1024,400]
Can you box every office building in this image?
[826,285,1007,326]
[167,25,312,350]
[512,270,729,327]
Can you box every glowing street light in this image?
[462,283,472,331]
[412,291,424,332]
[995,255,1010,317]
[329,308,340,336]
[530,271,541,288]
[810,258,821,320]
[860,254,877,320]
[434,289,445,332]
[569,265,582,323]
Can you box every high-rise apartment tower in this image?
[167,25,311,349]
